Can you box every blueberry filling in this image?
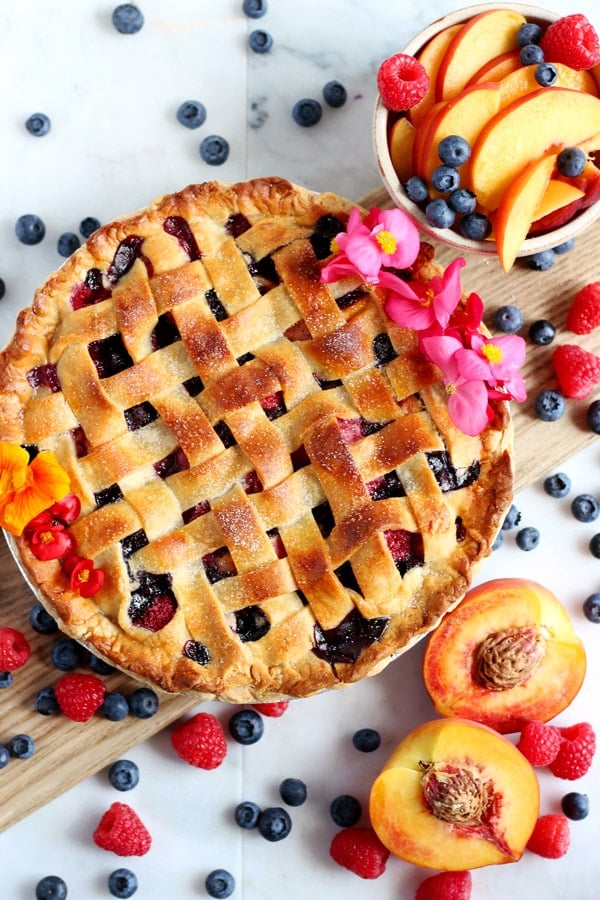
[385,529,424,575]
[313,373,343,390]
[205,288,228,321]
[427,450,480,492]
[312,501,335,538]
[334,561,362,595]
[310,214,345,259]
[70,267,111,310]
[202,547,237,583]
[214,420,236,448]
[128,573,177,632]
[225,213,251,237]
[368,470,406,500]
[242,471,263,494]
[154,447,189,479]
[163,215,201,260]
[182,500,210,524]
[313,607,389,665]
[88,333,134,378]
[120,529,149,558]
[183,639,211,665]
[373,333,398,366]
[151,311,181,349]
[27,363,61,392]
[335,288,367,310]
[233,605,270,642]
[94,484,124,507]
[123,401,158,431]
[71,425,90,458]
[246,253,281,293]
[237,352,254,366]
[183,375,203,397]
[107,235,145,284]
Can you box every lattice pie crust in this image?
[0,178,513,701]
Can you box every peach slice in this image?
[369,717,539,871]
[468,87,600,211]
[529,160,600,235]
[494,152,557,272]
[389,116,416,183]
[498,62,599,109]
[435,8,526,101]
[532,179,586,221]
[466,50,521,86]
[422,578,586,734]
[409,24,462,126]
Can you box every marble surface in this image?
[1,1,599,898]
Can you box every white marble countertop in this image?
[1,1,599,898]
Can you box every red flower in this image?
[29,524,77,561]
[64,554,105,598]
[26,492,81,531]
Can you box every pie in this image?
[0,177,513,702]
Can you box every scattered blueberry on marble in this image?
[34,686,59,716]
[543,472,571,499]
[323,80,347,108]
[292,98,322,127]
[108,867,139,899]
[257,806,292,841]
[352,727,381,752]
[493,304,523,334]
[57,231,81,258]
[404,175,429,204]
[0,277,5,301]
[108,759,140,792]
[50,636,84,671]
[176,100,207,129]
[249,29,273,53]
[112,3,144,34]
[15,213,46,245]
[228,708,264,744]
[199,134,230,165]
[553,237,575,254]
[205,868,235,899]
[525,249,555,271]
[502,504,521,530]
[35,875,68,900]
[0,744,9,769]
[330,794,362,828]
[128,687,159,718]
[583,592,600,623]
[279,777,307,806]
[458,211,491,241]
[557,147,586,178]
[242,0,268,18]
[79,216,101,238]
[28,602,59,634]
[425,198,455,229]
[571,493,600,523]
[528,318,556,345]
[589,533,600,559]
[587,399,600,434]
[535,62,557,87]
[561,792,589,821]
[25,112,51,136]
[234,800,261,829]
[100,691,130,721]
[0,671,13,689]
[516,526,540,551]
[534,389,565,422]
[8,733,35,759]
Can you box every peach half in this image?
[369,717,539,871]
[422,578,586,734]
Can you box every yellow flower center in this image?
[446,383,456,396]
[330,236,340,254]
[40,530,56,544]
[420,288,434,309]
[376,230,397,255]
[482,343,503,364]
[77,568,91,584]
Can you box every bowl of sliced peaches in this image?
[373,4,600,272]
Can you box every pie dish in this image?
[0,177,513,701]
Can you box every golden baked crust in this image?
[0,177,513,701]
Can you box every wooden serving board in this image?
[0,186,599,833]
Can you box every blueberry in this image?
[228,708,264,744]
[88,652,116,675]
[108,867,138,898]
[493,304,523,334]
[199,134,230,165]
[108,758,140,791]
[437,134,471,167]
[534,389,565,421]
[79,216,101,238]
[257,806,292,841]
[0,671,13,689]
[9,733,35,759]
[528,318,556,345]
[583,592,600,623]
[571,493,600,523]
[589,533,600,558]
[516,526,540,551]
[525,249,555,270]
[35,875,68,900]
[535,62,558,87]
[0,744,9,769]
[100,691,130,721]
[29,602,58,634]
[128,687,159,718]
[352,727,381,752]
[330,794,362,828]
[458,212,491,241]
[520,43,544,65]
[15,213,46,245]
[431,165,460,193]
[35,686,59,715]
[57,231,81,258]
[25,112,51,136]
[292,98,322,127]
[50,637,83,671]
[112,3,144,34]
[553,238,575,254]
[517,22,542,46]
[249,29,273,53]
[404,175,429,204]
[587,399,600,434]
[491,530,503,551]
[561,791,589,821]
[234,800,261,828]
[176,100,207,129]
[502,504,521,530]
[205,868,235,899]
[543,472,571,498]
[323,80,347,108]
[0,277,5,300]
[425,198,455,229]
[557,147,586,178]
[448,188,476,215]
[279,777,307,806]
[242,0,267,17]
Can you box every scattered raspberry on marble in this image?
[549,722,596,780]
[526,813,571,859]
[252,700,289,717]
[329,827,390,879]
[516,721,561,767]
[93,802,152,857]
[566,281,600,334]
[0,626,30,671]
[170,712,227,769]
[53,672,106,722]
[415,870,472,900]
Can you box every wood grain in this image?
[0,186,599,833]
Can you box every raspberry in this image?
[170,712,227,769]
[329,827,390,879]
[566,281,600,334]
[0,626,31,671]
[552,344,600,399]
[415,870,472,900]
[54,672,106,722]
[526,813,571,858]
[93,802,152,856]
[252,701,289,718]
[516,721,561,766]
[540,14,600,71]
[549,722,596,780]
[377,53,430,111]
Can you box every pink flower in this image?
[320,206,420,284]
[420,334,493,436]
[446,291,484,344]
[457,333,527,402]
[384,257,466,332]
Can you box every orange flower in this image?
[0,441,71,536]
